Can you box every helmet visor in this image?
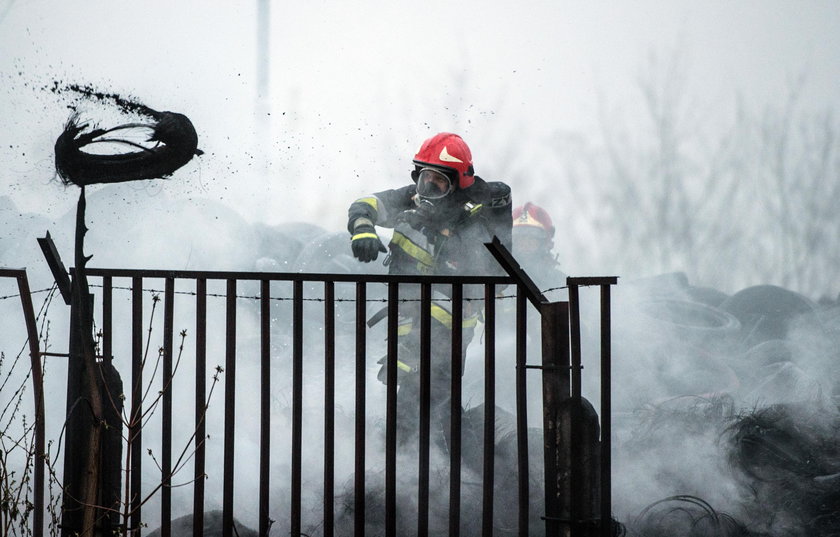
[415,168,454,199]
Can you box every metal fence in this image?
[5,255,616,537]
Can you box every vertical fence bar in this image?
[324,281,336,537]
[99,276,116,531]
[193,279,207,537]
[291,280,303,536]
[130,277,143,533]
[103,274,116,526]
[515,285,529,537]
[481,284,495,537]
[103,276,112,363]
[385,283,398,537]
[161,277,175,537]
[568,283,583,535]
[223,279,237,537]
[102,273,119,533]
[259,280,271,537]
[98,275,122,534]
[102,273,115,529]
[600,285,612,537]
[449,283,463,537]
[14,272,44,537]
[418,282,431,537]
[354,282,366,537]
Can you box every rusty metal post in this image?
[599,284,613,537]
[568,283,583,536]
[60,281,86,536]
[62,189,96,537]
[540,301,571,537]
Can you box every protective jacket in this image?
[347,176,512,278]
[348,176,512,445]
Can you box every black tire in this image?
[720,285,817,345]
[686,285,730,308]
[635,299,741,340]
[55,111,200,186]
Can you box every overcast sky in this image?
[1,0,839,262]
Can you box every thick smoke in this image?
[1,51,839,535]
[4,154,840,536]
[603,275,840,536]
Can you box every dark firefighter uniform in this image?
[347,132,512,445]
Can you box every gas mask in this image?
[401,198,439,232]
[414,167,454,200]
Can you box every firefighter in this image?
[347,132,512,445]
[512,202,566,296]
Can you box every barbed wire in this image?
[1,282,569,305]
[85,283,518,303]
[84,283,568,303]
[0,288,56,301]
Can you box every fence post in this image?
[485,239,618,537]
[58,275,92,536]
[45,190,124,537]
[61,282,123,536]
[540,301,570,537]
[567,277,618,537]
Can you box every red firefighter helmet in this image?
[513,202,555,237]
[412,132,475,190]
[512,202,555,254]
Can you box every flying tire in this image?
[54,109,202,186]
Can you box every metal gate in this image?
[6,240,616,537]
